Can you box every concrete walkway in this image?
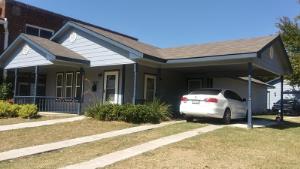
[0,116,85,132]
[230,119,278,128]
[61,125,224,169]
[0,121,182,162]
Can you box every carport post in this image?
[247,62,253,129]
[33,66,39,104]
[280,75,284,121]
[132,63,138,105]
[13,68,18,99]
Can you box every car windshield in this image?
[189,89,222,95]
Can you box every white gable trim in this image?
[51,22,143,59]
[5,43,53,69]
[56,27,135,67]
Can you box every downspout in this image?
[0,18,8,50]
[0,18,8,82]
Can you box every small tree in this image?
[277,14,300,87]
[0,83,13,100]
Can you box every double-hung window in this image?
[56,73,63,97]
[65,73,73,98]
[75,72,82,98]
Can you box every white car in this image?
[180,89,247,124]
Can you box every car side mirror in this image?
[242,98,246,102]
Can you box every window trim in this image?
[56,73,64,98]
[25,24,54,37]
[144,74,157,101]
[65,72,74,98]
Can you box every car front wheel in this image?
[223,108,231,124]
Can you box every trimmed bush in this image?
[0,101,19,118]
[17,104,38,119]
[85,100,171,124]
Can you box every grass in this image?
[0,122,206,169]
[106,117,300,169]
[0,115,73,125]
[0,118,134,152]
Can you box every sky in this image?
[19,0,299,48]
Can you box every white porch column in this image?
[247,62,253,129]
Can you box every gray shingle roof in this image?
[72,22,278,60]
[158,35,278,59]
[24,34,89,63]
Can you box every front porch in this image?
[9,65,84,114]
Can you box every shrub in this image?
[0,101,19,118]
[85,100,171,124]
[17,104,38,118]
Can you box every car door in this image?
[224,90,238,117]
[230,91,247,118]
[224,90,245,118]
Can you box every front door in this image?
[103,71,119,104]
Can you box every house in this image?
[0,0,112,82]
[0,20,292,122]
[267,78,300,109]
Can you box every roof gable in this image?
[4,41,53,69]
[58,28,135,67]
[0,34,90,69]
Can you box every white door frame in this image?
[103,71,119,104]
[144,74,157,101]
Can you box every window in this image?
[144,74,156,102]
[224,90,242,101]
[56,73,63,97]
[65,73,73,98]
[188,78,213,92]
[25,24,54,39]
[189,89,222,95]
[75,72,82,98]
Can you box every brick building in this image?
[0,0,81,53]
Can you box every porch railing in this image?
[14,96,81,114]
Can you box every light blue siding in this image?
[59,29,135,67]
[5,44,53,69]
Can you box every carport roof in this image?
[158,35,278,59]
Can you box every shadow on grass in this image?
[185,116,300,130]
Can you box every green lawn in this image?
[106,117,300,169]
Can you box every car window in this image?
[189,89,221,95]
[224,90,242,101]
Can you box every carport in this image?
[137,35,292,128]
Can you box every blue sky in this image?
[19,0,299,48]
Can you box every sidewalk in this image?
[0,116,85,132]
[60,125,224,169]
[0,121,183,162]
